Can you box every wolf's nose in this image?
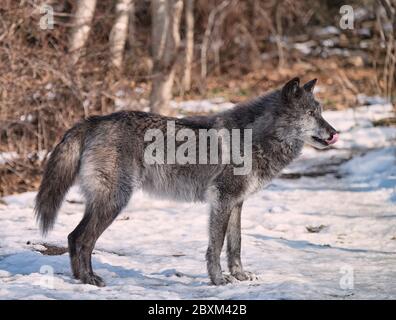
[326,132,339,145]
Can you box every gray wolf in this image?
[35,77,338,286]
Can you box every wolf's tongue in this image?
[326,133,339,145]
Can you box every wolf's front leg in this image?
[206,201,235,285]
[226,201,257,281]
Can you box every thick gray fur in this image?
[34,78,338,286]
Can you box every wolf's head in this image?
[281,77,339,149]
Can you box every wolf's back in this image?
[34,123,85,235]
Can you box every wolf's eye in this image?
[308,110,315,116]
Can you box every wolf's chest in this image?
[242,173,268,198]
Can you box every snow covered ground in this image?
[0,103,395,299]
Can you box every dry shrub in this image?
[0,1,149,195]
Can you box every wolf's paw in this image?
[80,273,106,287]
[231,270,258,281]
[211,273,237,286]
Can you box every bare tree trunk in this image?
[150,0,183,114]
[200,1,230,83]
[69,0,97,65]
[182,0,194,92]
[275,1,285,69]
[127,0,136,55]
[377,0,396,103]
[109,0,133,69]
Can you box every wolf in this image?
[35,77,338,287]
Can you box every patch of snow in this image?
[357,94,389,106]
[0,152,18,165]
[3,191,37,207]
[354,8,371,21]
[357,28,371,37]
[0,150,48,165]
[293,41,315,55]
[134,87,145,94]
[322,39,336,47]
[170,99,234,113]
[314,26,340,36]
[340,147,396,189]
[321,104,396,150]
[337,126,396,149]
[20,114,35,122]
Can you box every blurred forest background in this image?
[0,0,395,195]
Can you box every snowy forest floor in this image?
[0,102,395,299]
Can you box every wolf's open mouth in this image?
[311,136,328,146]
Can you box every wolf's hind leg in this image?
[68,213,90,280]
[68,183,133,287]
[226,202,257,281]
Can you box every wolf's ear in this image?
[282,77,301,101]
[303,78,317,92]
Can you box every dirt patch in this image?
[373,117,396,127]
[32,243,68,256]
[306,225,327,233]
[281,171,340,179]
[280,153,353,180]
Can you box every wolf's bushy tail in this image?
[35,124,85,235]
